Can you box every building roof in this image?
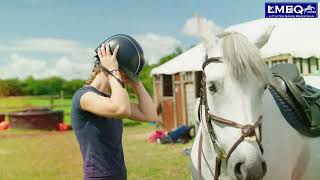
[151,44,205,75]
[228,18,320,59]
[151,18,320,75]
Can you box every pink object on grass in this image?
[148,130,166,143]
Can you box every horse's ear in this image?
[254,25,275,49]
[196,16,213,45]
[195,15,221,47]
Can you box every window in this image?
[162,75,173,96]
[302,59,309,74]
[271,60,287,66]
[183,72,192,81]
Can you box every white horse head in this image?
[193,17,274,180]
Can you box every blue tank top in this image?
[71,86,126,180]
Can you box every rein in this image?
[197,57,264,180]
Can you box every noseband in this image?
[197,57,264,180]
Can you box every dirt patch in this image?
[0,148,10,155]
[124,132,151,141]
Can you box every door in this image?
[162,99,175,131]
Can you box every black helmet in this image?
[94,34,145,83]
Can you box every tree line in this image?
[0,76,84,96]
[0,48,182,97]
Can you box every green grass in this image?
[0,124,191,180]
[0,96,191,179]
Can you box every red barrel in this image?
[0,113,4,122]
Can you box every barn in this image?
[151,18,320,131]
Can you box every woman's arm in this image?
[128,82,158,122]
[80,44,131,119]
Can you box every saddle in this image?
[269,64,320,137]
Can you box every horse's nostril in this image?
[262,160,267,176]
[234,162,244,179]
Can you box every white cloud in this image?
[0,54,92,80]
[54,56,91,78]
[0,54,52,79]
[182,16,222,38]
[0,34,180,79]
[0,38,95,79]
[0,38,94,56]
[134,33,180,64]
[0,38,95,65]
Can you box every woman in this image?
[71,43,157,180]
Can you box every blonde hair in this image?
[85,64,101,85]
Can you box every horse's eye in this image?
[209,83,217,93]
[264,84,268,90]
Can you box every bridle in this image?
[197,57,264,180]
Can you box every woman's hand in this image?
[97,43,119,71]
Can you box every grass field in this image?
[0,124,191,180]
[0,97,191,179]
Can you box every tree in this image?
[45,77,65,95]
[0,78,23,96]
[62,80,85,96]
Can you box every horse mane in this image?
[220,32,272,84]
[194,16,271,83]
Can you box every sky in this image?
[0,0,317,79]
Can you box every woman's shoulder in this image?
[72,86,93,108]
[72,86,110,108]
[73,86,91,99]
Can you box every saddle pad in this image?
[269,87,320,137]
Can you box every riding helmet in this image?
[94,34,145,83]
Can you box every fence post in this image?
[49,96,54,109]
[60,90,64,100]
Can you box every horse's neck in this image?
[262,80,320,180]
[262,89,309,179]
